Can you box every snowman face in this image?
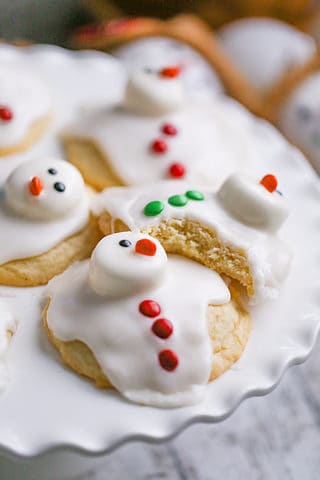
[4,158,86,221]
[89,232,168,297]
[115,37,223,98]
[123,68,185,116]
[218,173,288,233]
[279,72,320,169]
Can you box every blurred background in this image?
[1,0,318,45]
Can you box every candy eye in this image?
[297,106,312,122]
[119,239,132,247]
[48,168,57,175]
[54,182,65,192]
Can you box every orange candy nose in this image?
[160,66,181,78]
[260,174,278,193]
[135,238,157,256]
[29,176,43,196]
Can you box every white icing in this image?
[217,174,289,232]
[114,37,224,99]
[92,181,292,303]
[0,158,89,264]
[47,253,230,408]
[219,18,316,91]
[65,98,256,188]
[0,299,16,391]
[5,158,86,221]
[89,232,168,297]
[0,63,51,148]
[279,72,320,171]
[123,70,185,116]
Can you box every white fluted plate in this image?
[0,44,319,461]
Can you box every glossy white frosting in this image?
[92,181,292,302]
[218,174,289,232]
[65,97,256,188]
[219,18,316,90]
[0,158,89,264]
[89,232,168,297]
[47,251,230,408]
[0,63,51,148]
[0,299,16,391]
[123,70,185,116]
[279,72,320,171]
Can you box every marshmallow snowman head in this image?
[123,67,185,116]
[89,232,168,297]
[279,72,320,169]
[5,158,86,221]
[218,173,289,233]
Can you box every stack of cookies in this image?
[0,41,293,408]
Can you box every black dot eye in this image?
[144,67,154,74]
[48,168,57,175]
[119,239,131,247]
[297,106,312,122]
[54,182,65,192]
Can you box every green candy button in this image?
[185,190,205,201]
[144,200,165,216]
[168,194,188,207]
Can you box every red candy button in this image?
[151,139,168,154]
[260,174,278,193]
[139,300,161,318]
[29,176,43,196]
[169,162,186,178]
[160,66,181,78]
[135,238,157,256]
[0,106,13,121]
[159,349,179,371]
[152,318,173,339]
[161,123,178,136]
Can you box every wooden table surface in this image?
[1,2,319,478]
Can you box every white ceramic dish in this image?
[0,45,319,475]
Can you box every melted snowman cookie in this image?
[0,63,52,156]
[93,174,291,303]
[44,232,251,408]
[0,158,101,286]
[62,67,256,191]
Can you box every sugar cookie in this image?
[0,158,101,286]
[92,174,291,303]
[0,63,52,156]
[44,232,251,408]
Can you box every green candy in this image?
[168,194,188,207]
[185,190,205,201]
[144,200,165,216]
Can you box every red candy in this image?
[29,176,43,196]
[159,349,179,371]
[169,162,186,178]
[139,300,161,318]
[161,123,178,136]
[160,66,181,79]
[260,174,278,193]
[152,318,173,339]
[151,139,168,154]
[135,238,157,256]
[0,106,13,121]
